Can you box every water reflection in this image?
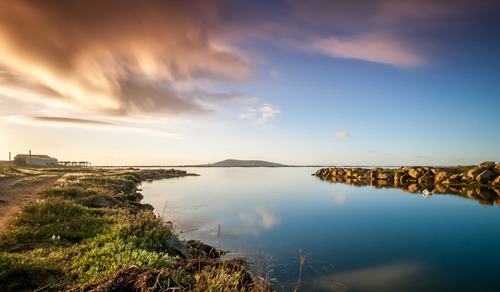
[313,262,424,292]
[240,208,281,230]
[141,167,500,292]
[318,176,500,206]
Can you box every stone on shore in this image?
[377,172,393,181]
[494,164,500,174]
[468,167,485,179]
[409,169,421,179]
[476,170,496,183]
[479,161,496,170]
[435,171,452,183]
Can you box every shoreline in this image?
[0,167,268,291]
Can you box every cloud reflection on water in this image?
[240,207,281,230]
[313,261,424,292]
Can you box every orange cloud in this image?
[0,0,254,117]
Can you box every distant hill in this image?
[206,159,287,167]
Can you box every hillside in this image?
[207,159,287,167]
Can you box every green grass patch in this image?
[0,197,176,289]
[447,165,477,174]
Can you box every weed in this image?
[12,174,58,186]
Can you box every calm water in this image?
[141,167,500,292]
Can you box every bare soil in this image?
[0,173,66,234]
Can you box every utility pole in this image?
[29,150,31,164]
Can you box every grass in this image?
[0,166,275,292]
[448,165,477,175]
[12,174,58,186]
[0,196,177,290]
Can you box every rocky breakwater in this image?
[314,161,500,206]
[138,169,200,181]
[89,169,199,210]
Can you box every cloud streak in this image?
[333,131,352,142]
[9,115,180,138]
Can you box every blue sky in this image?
[0,0,499,166]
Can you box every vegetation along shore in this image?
[0,166,272,291]
[314,161,500,205]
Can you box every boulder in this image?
[408,169,421,179]
[418,173,435,184]
[435,171,452,183]
[494,164,500,175]
[377,172,393,181]
[400,173,410,183]
[468,167,485,179]
[459,172,469,181]
[492,176,500,185]
[479,161,496,170]
[476,170,495,183]
[85,196,120,208]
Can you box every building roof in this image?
[15,154,55,159]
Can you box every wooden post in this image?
[9,152,11,161]
[29,150,31,164]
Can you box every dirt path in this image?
[0,173,67,235]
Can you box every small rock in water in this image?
[422,189,432,198]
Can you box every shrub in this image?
[13,156,27,167]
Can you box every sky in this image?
[0,0,499,166]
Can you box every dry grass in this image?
[12,174,58,186]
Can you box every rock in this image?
[0,199,7,203]
[418,173,434,184]
[479,161,496,170]
[400,173,409,183]
[435,171,452,183]
[377,172,393,181]
[468,167,485,179]
[86,196,120,208]
[494,164,500,174]
[476,170,495,183]
[408,169,421,179]
[459,172,469,181]
[492,176,500,185]
[170,236,193,259]
[123,192,144,202]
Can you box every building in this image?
[14,154,58,166]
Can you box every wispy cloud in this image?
[414,155,432,159]
[239,104,282,125]
[336,131,352,138]
[8,116,180,138]
[333,131,353,142]
[310,34,423,67]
